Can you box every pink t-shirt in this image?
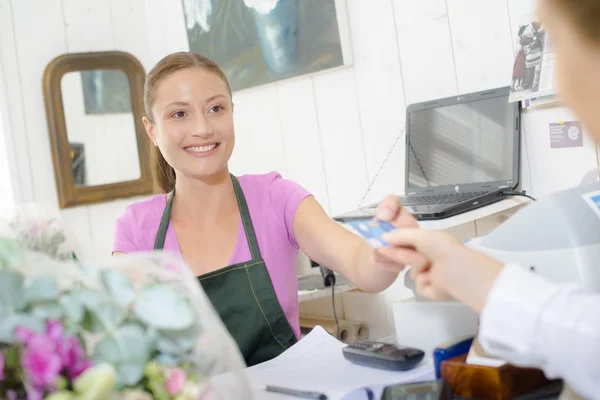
[112,172,312,339]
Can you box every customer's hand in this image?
[371,195,424,273]
[378,229,505,313]
[375,195,418,229]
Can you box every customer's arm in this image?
[478,264,600,399]
[378,229,600,399]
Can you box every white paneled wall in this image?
[1,0,598,266]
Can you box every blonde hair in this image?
[144,52,232,193]
[550,0,600,43]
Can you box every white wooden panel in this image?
[87,198,148,261]
[0,110,14,209]
[246,87,287,176]
[506,0,537,54]
[229,90,254,176]
[518,116,534,195]
[503,0,537,197]
[11,0,66,204]
[312,69,369,216]
[276,78,330,213]
[84,0,156,259]
[347,0,407,203]
[145,0,189,65]
[522,107,599,199]
[63,0,114,51]
[229,87,286,176]
[446,0,514,94]
[110,0,153,72]
[392,0,458,105]
[0,0,34,202]
[60,206,94,260]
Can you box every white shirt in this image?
[478,264,600,399]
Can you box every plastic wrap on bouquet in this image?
[0,202,80,262]
[0,240,253,400]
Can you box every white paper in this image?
[241,326,435,399]
[507,4,557,103]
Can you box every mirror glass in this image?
[61,69,141,187]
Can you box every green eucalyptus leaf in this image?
[81,303,123,333]
[0,238,22,268]
[6,345,21,368]
[101,269,135,308]
[24,275,59,303]
[74,289,123,333]
[93,335,122,364]
[94,324,151,364]
[81,309,105,333]
[119,324,152,363]
[156,324,199,355]
[93,324,152,387]
[71,289,103,309]
[154,353,179,367]
[133,286,194,331]
[0,313,44,343]
[59,293,84,323]
[0,269,26,311]
[31,301,64,319]
[118,363,145,386]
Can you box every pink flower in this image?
[165,367,187,396]
[15,320,92,391]
[25,385,43,400]
[15,325,36,344]
[21,335,62,390]
[58,336,92,380]
[45,320,63,342]
[28,223,40,237]
[0,352,5,381]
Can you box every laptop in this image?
[336,86,521,221]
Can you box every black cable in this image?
[501,190,537,201]
[331,282,340,340]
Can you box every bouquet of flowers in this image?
[0,203,79,262]
[0,209,251,399]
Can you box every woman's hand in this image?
[375,195,419,229]
[378,228,505,313]
[371,195,427,274]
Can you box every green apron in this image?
[153,174,298,366]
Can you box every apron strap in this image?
[153,175,262,260]
[154,189,174,250]
[230,174,262,260]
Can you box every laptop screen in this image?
[407,94,516,190]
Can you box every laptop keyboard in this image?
[401,191,487,206]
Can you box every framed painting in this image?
[181,0,352,91]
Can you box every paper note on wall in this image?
[549,121,583,149]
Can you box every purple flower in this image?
[15,320,92,392]
[25,385,43,400]
[15,325,36,344]
[0,352,5,381]
[46,320,63,343]
[57,336,92,380]
[20,335,62,390]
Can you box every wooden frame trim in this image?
[42,51,153,208]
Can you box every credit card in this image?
[342,218,396,248]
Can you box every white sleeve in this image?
[478,264,600,399]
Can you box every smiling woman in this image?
[112,51,418,367]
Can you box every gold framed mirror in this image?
[43,51,153,208]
